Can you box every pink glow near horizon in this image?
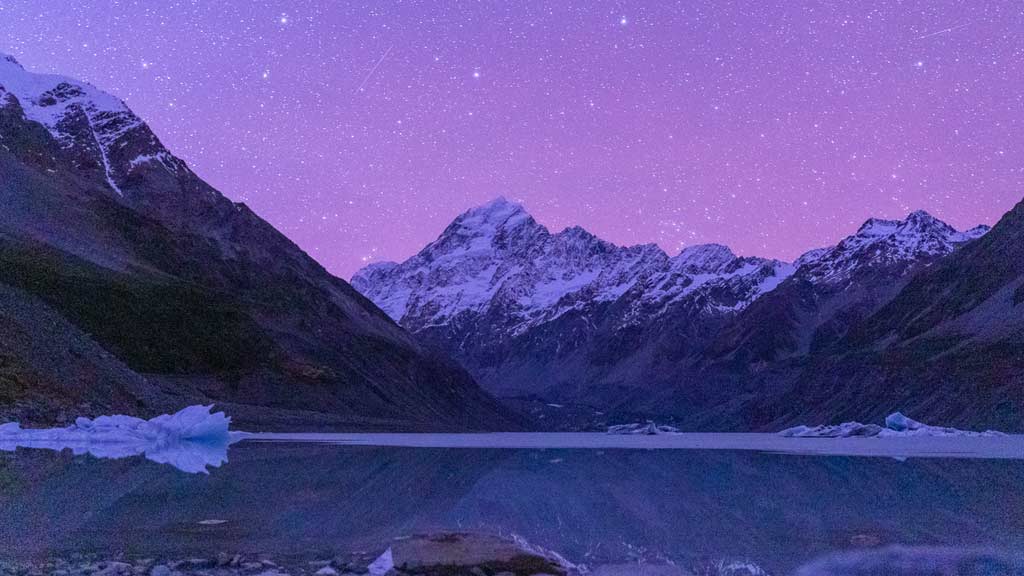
[2,1,1022,277]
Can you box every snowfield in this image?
[0,405,241,473]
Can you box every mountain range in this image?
[2,52,1020,433]
[353,196,1023,431]
[0,53,521,431]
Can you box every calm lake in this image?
[2,435,1023,574]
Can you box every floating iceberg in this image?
[780,412,1006,438]
[778,422,884,438]
[607,422,680,435]
[367,547,394,576]
[0,405,242,473]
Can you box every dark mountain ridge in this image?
[0,53,521,431]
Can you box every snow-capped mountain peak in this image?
[556,224,600,243]
[426,196,548,258]
[796,210,987,283]
[671,243,737,274]
[448,196,532,234]
[959,224,991,241]
[0,52,133,127]
[0,52,183,196]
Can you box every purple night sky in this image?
[2,2,1022,277]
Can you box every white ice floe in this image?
[607,422,680,435]
[0,405,241,473]
[779,412,1006,439]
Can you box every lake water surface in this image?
[2,434,1023,574]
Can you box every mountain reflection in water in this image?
[1,440,1022,574]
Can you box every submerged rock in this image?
[370,533,576,575]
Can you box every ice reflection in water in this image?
[0,437,232,474]
[0,405,239,473]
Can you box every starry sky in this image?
[2,1,1022,277]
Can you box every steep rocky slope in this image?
[775,197,1024,430]
[638,205,1019,432]
[708,210,989,366]
[0,53,519,431]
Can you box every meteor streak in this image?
[356,45,394,93]
[915,23,969,40]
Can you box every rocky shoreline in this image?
[0,556,571,576]
[0,534,578,576]
[4,538,1022,576]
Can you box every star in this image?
[620,16,628,25]
[279,14,289,25]
[472,70,480,79]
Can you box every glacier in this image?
[0,405,241,473]
[779,412,1006,438]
